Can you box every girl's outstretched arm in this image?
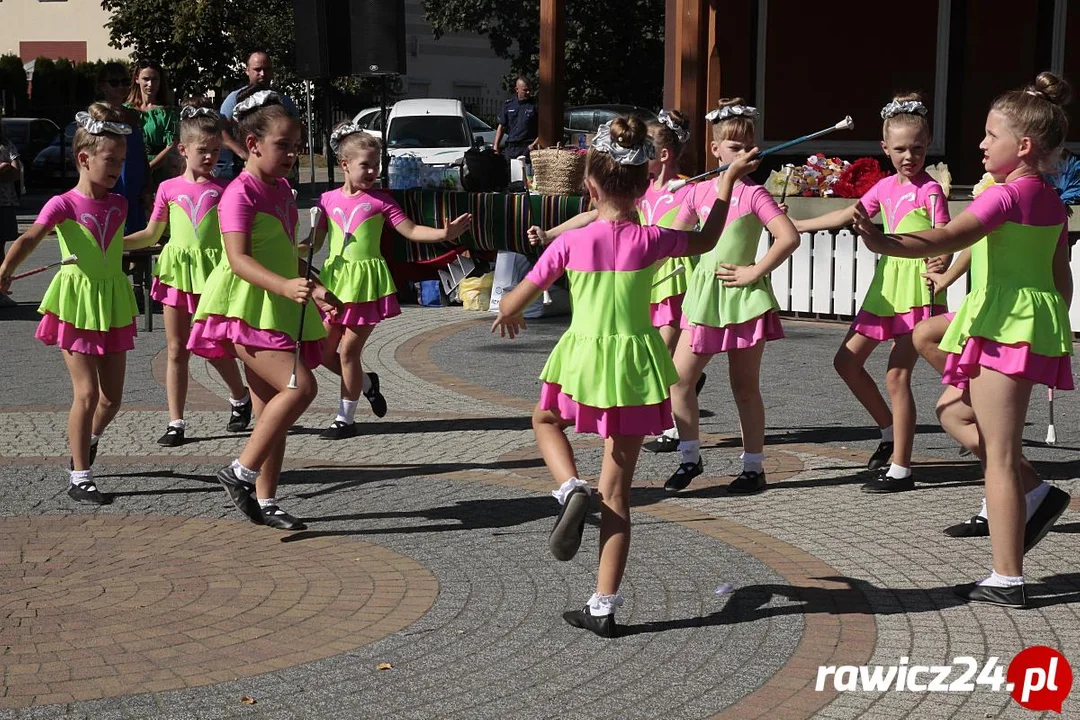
[123,220,167,250]
[0,223,52,293]
[853,204,988,258]
[397,214,473,244]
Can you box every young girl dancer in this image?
[313,122,471,439]
[0,105,160,504]
[662,99,800,495]
[914,182,1070,547]
[188,89,339,531]
[123,104,251,446]
[854,72,1074,607]
[493,116,760,636]
[794,93,951,493]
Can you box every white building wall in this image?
[0,0,126,62]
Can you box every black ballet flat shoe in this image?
[227,399,253,432]
[860,469,914,494]
[953,582,1027,609]
[214,466,264,524]
[643,435,679,453]
[260,504,307,531]
[562,607,618,638]
[156,426,185,447]
[549,487,590,561]
[364,372,388,418]
[1025,486,1071,553]
[320,420,358,440]
[664,459,703,493]
[69,441,98,471]
[866,441,893,471]
[67,479,110,505]
[695,371,707,396]
[944,515,989,538]
[727,470,766,495]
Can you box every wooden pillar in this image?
[538,0,566,147]
[672,0,709,173]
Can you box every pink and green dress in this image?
[940,174,1073,390]
[525,220,691,437]
[637,179,696,327]
[33,190,138,354]
[675,178,785,353]
[854,173,951,339]
[187,171,326,368]
[149,176,230,313]
[317,188,405,326]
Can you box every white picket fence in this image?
[759,229,1080,337]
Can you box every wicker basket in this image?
[530,146,587,196]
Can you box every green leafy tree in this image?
[100,0,298,98]
[421,0,664,109]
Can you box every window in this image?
[387,116,470,148]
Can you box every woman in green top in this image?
[125,59,181,184]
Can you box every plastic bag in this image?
[459,272,495,311]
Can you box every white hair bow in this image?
[591,121,655,165]
[880,100,927,119]
[330,123,364,154]
[657,110,690,143]
[705,104,759,123]
[75,111,131,136]
[233,90,282,118]
[180,106,220,121]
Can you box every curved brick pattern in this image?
[0,515,437,709]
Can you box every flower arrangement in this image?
[926,162,952,197]
[765,153,850,198]
[833,157,888,199]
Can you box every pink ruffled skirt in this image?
[943,337,1074,391]
[326,295,401,327]
[650,294,684,329]
[539,382,674,438]
[188,315,323,369]
[150,278,199,314]
[852,305,946,341]
[680,310,784,355]
[36,313,136,355]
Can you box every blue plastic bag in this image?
[419,280,443,307]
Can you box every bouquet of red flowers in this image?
[832,157,888,199]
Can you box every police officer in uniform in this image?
[494,76,539,168]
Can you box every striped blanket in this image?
[387,189,592,265]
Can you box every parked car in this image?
[380,98,482,165]
[1,117,61,185]
[30,121,78,185]
[563,104,658,144]
[351,104,497,148]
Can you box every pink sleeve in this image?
[378,192,408,227]
[921,181,951,225]
[34,195,71,229]
[150,183,169,223]
[858,179,883,218]
[525,236,571,290]
[674,184,702,226]
[217,183,255,235]
[748,185,784,225]
[650,226,690,261]
[966,184,1015,233]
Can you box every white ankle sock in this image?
[977,498,988,520]
[229,392,250,407]
[678,440,701,465]
[552,477,589,505]
[978,570,1024,588]
[586,592,624,617]
[168,419,185,429]
[1025,482,1050,522]
[886,463,911,479]
[880,426,894,443]
[741,451,764,473]
[230,459,259,484]
[257,497,277,509]
[662,426,679,440]
[70,469,93,486]
[336,398,359,424]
